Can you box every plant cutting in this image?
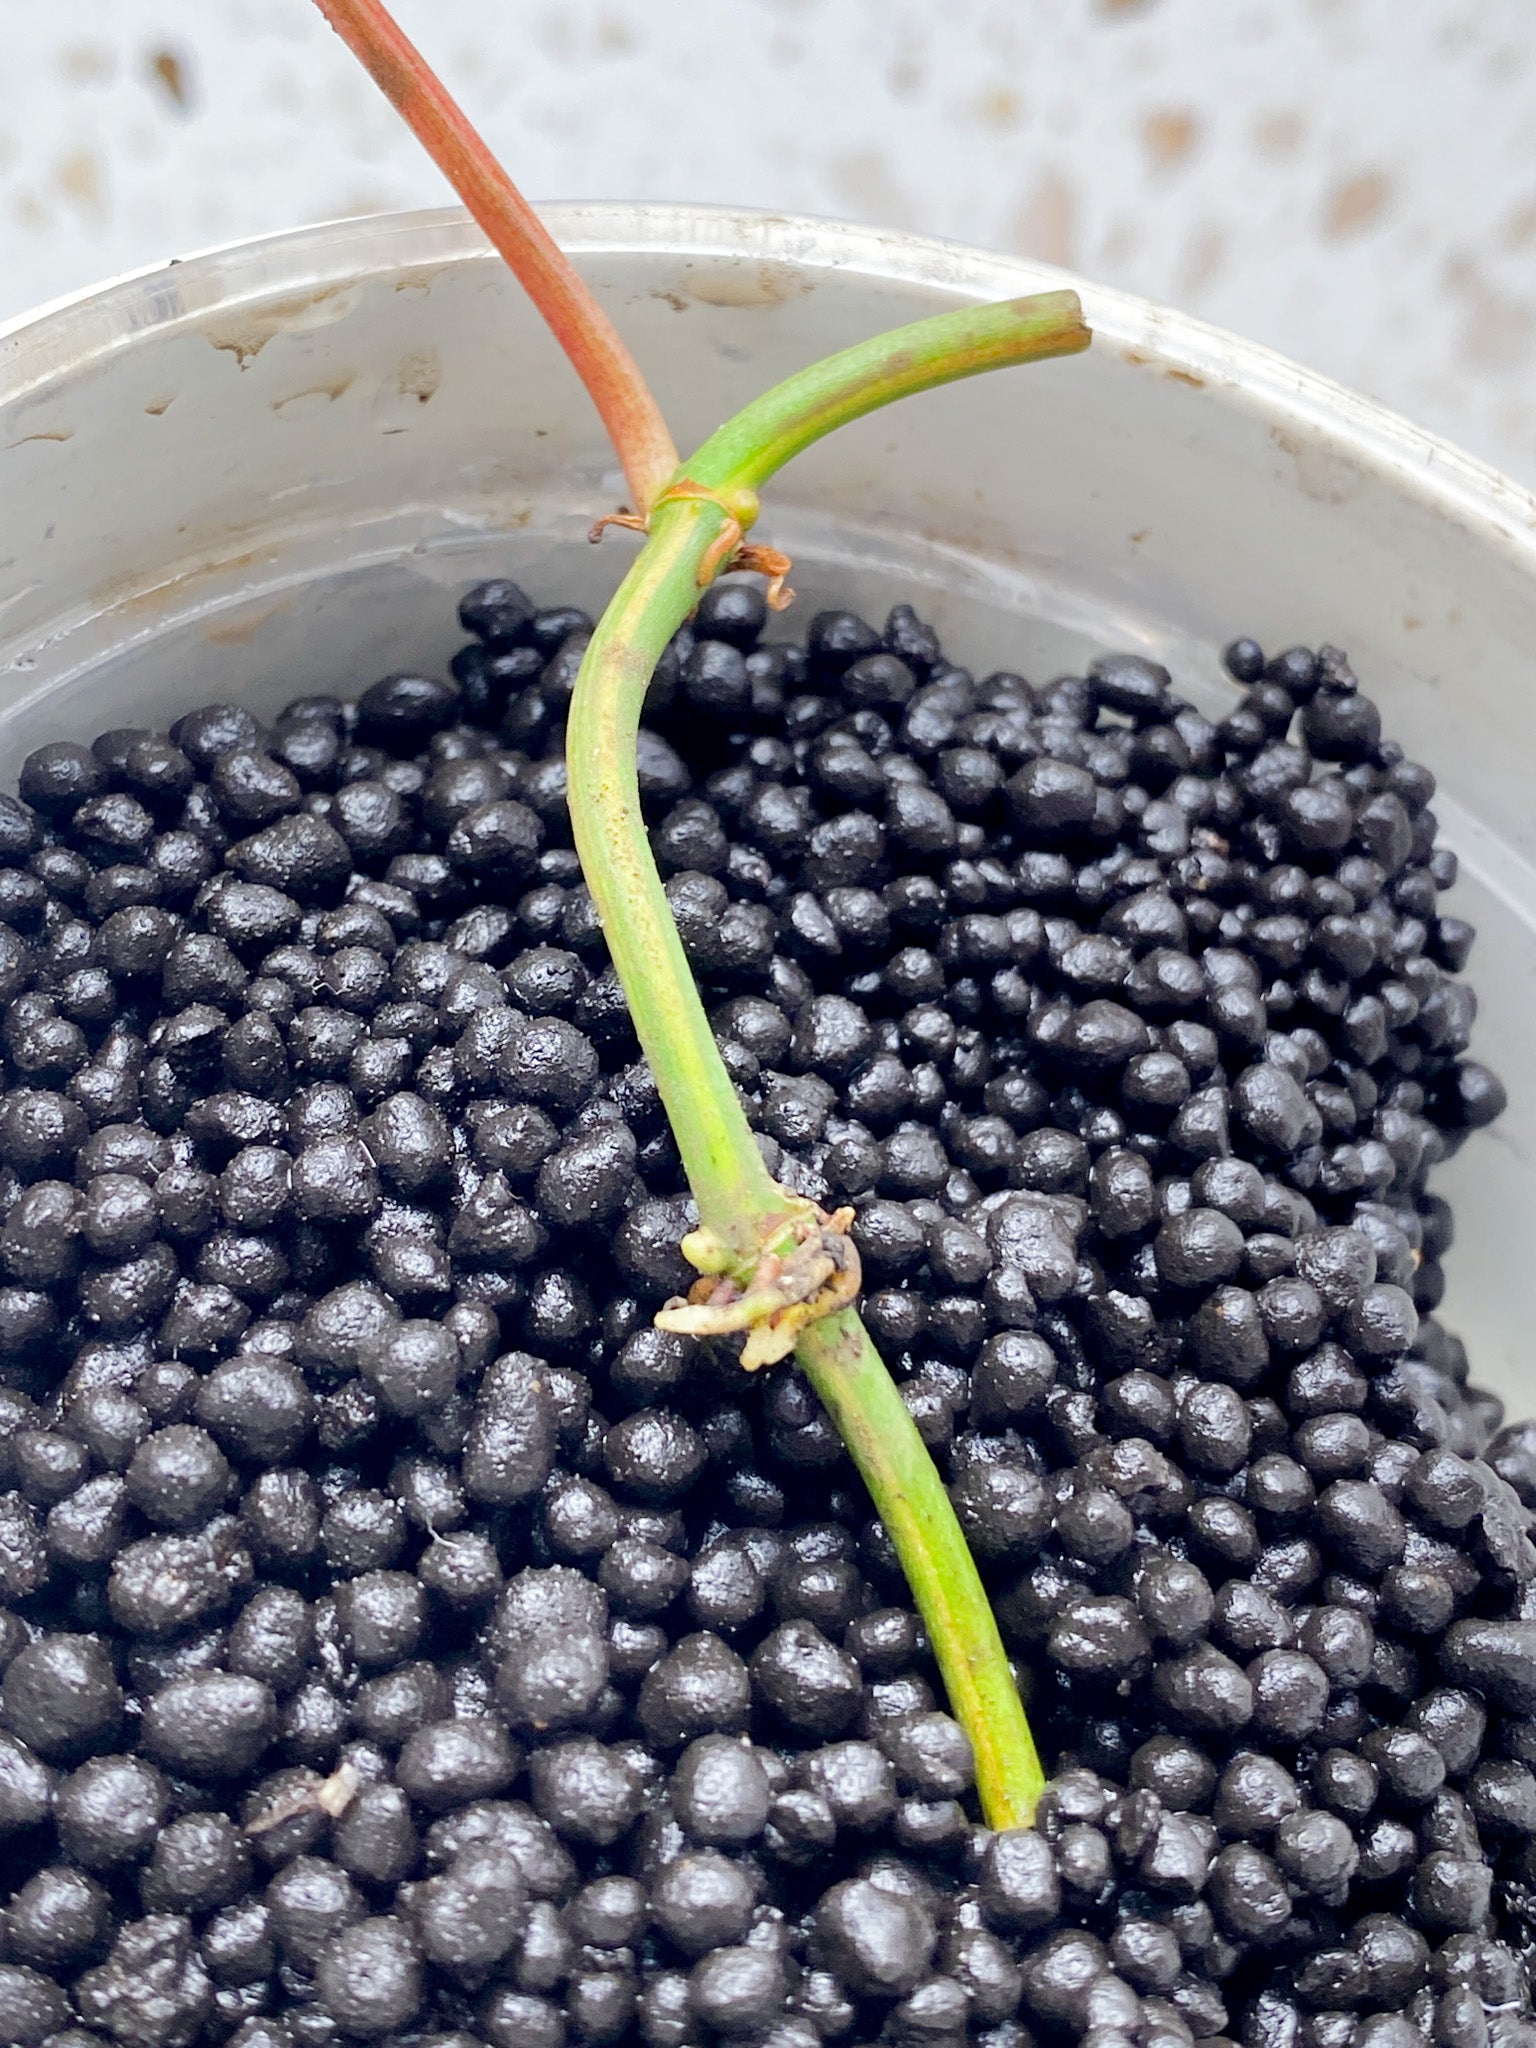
[315,0,1090,1831]
[0,7,1531,2048]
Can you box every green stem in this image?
[686,290,1090,496]
[568,292,1086,1827]
[796,1311,1045,1828]
[570,294,1089,1251]
[569,503,778,1251]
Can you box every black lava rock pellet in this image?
[0,588,1529,2048]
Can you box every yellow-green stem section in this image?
[568,502,782,1254]
[567,292,1087,1827]
[797,1310,1045,1827]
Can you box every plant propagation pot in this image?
[1,200,1533,1411]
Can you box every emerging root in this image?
[588,509,647,544]
[656,1194,862,1370]
[244,1760,360,1835]
[589,485,793,607]
[732,544,795,610]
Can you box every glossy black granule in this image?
[0,582,1530,2048]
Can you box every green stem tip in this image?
[567,290,1087,1829]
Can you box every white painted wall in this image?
[3,0,1535,483]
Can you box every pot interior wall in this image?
[2,205,1534,1406]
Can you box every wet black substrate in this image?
[0,576,1532,2048]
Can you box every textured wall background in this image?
[3,0,1535,484]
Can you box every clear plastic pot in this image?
[2,203,1533,1401]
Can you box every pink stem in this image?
[312,0,679,514]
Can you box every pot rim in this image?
[3,199,1534,563]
